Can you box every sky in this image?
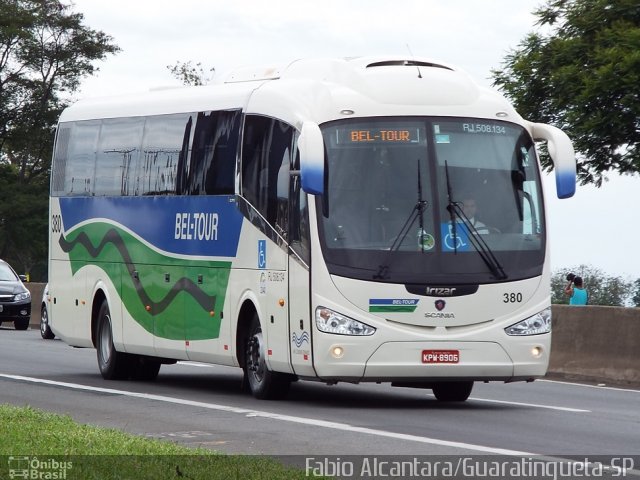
[69,0,640,279]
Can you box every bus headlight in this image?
[504,308,551,336]
[316,307,376,336]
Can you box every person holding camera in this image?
[564,273,588,305]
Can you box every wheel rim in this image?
[40,308,48,336]
[247,330,266,385]
[99,315,113,364]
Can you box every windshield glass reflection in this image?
[317,117,545,284]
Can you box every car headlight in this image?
[505,308,551,336]
[14,291,31,302]
[315,307,376,336]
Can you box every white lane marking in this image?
[541,379,640,394]
[469,397,590,413]
[0,373,535,456]
[175,363,591,412]
[422,393,590,413]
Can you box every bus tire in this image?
[244,313,291,400]
[432,381,474,402]
[40,304,55,339]
[96,299,131,380]
[130,356,161,381]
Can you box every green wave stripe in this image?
[59,222,232,341]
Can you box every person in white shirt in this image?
[461,197,490,235]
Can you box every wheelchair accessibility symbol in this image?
[441,223,470,252]
[258,240,267,269]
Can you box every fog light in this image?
[20,309,28,316]
[331,346,344,359]
[531,346,543,358]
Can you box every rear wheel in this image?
[96,299,131,380]
[432,381,474,402]
[244,314,291,399]
[40,305,55,339]
[14,318,29,331]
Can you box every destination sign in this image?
[336,126,425,145]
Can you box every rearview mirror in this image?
[299,122,325,195]
[529,122,576,199]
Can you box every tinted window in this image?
[140,114,191,195]
[95,117,144,196]
[241,116,295,230]
[177,110,240,195]
[64,121,100,196]
[289,149,310,264]
[51,126,71,196]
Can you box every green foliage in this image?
[167,60,215,86]
[0,163,48,276]
[492,0,640,186]
[0,0,119,279]
[632,279,640,307]
[551,264,635,306]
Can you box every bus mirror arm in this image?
[527,121,576,199]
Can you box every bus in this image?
[48,57,576,402]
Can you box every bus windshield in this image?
[317,117,545,284]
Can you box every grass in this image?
[0,404,317,479]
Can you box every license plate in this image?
[422,349,459,364]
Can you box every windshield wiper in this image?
[444,161,507,280]
[374,158,428,280]
[444,161,459,254]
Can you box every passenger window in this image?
[177,110,240,195]
[241,115,295,233]
[140,114,191,195]
[64,121,100,196]
[95,118,144,196]
[289,148,310,264]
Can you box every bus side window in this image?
[290,147,310,264]
[140,114,191,195]
[95,117,144,196]
[241,115,295,235]
[65,120,100,196]
[51,125,71,197]
[178,110,240,195]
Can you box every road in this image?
[1,328,639,465]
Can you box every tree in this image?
[491,0,640,186]
[551,264,634,306]
[0,0,119,278]
[631,279,640,307]
[166,60,215,86]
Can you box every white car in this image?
[40,284,54,339]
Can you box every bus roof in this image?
[59,56,522,126]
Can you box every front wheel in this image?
[129,356,161,381]
[40,305,55,339]
[96,299,131,380]
[244,314,291,400]
[432,381,474,402]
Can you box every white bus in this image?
[48,57,576,401]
